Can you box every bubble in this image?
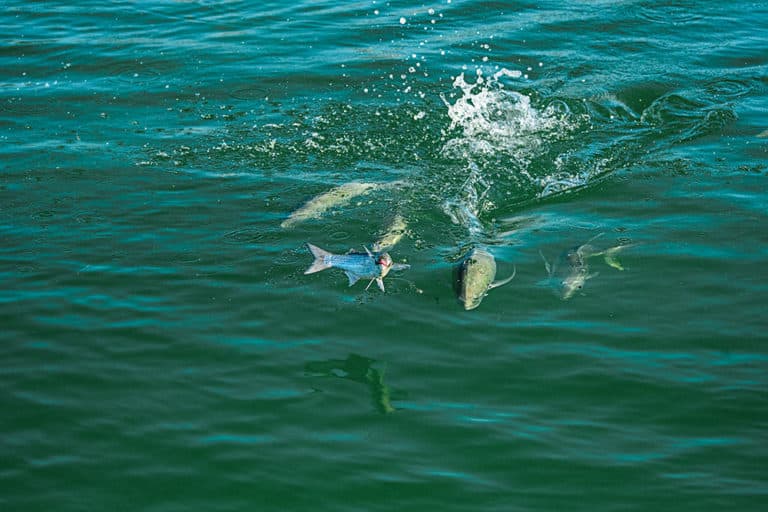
[399,17,406,24]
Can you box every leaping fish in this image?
[455,247,516,310]
[304,243,409,292]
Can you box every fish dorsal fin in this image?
[490,264,517,289]
[346,271,361,287]
[586,232,605,245]
[364,246,373,258]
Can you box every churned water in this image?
[2,1,767,510]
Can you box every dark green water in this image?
[2,1,767,510]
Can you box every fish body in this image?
[541,240,598,300]
[559,243,596,300]
[304,354,395,414]
[372,214,408,252]
[282,181,403,228]
[281,182,379,228]
[540,233,632,300]
[305,243,409,292]
[455,247,516,310]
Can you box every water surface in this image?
[2,1,767,510]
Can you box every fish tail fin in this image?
[305,243,333,274]
[490,264,516,289]
[603,243,638,271]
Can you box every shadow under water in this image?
[305,354,398,414]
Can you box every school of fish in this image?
[282,181,633,310]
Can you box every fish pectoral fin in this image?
[376,278,385,293]
[390,263,410,272]
[587,272,600,280]
[346,271,361,287]
[490,264,517,289]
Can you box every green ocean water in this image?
[2,1,767,510]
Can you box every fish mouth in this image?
[461,296,482,310]
[377,253,394,277]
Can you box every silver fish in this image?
[540,233,631,299]
[455,247,516,310]
[282,181,402,228]
[372,214,408,252]
[304,243,409,292]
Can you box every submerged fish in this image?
[304,354,396,414]
[455,247,516,310]
[541,233,632,299]
[281,181,401,228]
[304,243,409,292]
[372,214,408,252]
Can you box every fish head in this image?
[560,272,586,300]
[456,248,496,310]
[376,253,393,278]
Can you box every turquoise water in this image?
[2,1,767,510]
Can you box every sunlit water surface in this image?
[2,1,767,510]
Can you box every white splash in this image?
[440,68,573,165]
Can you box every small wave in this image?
[222,227,267,244]
[637,2,704,25]
[703,78,754,100]
[640,90,738,143]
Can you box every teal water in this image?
[2,1,767,510]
